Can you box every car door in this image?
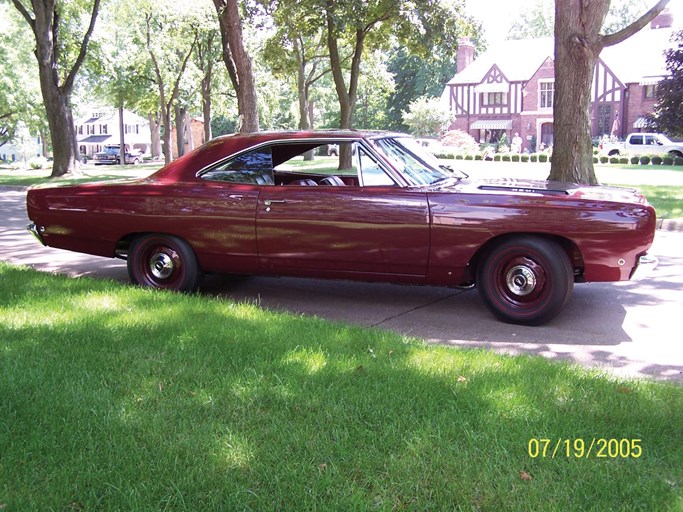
[256,144,430,279]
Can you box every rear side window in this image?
[201,147,275,185]
[629,135,643,146]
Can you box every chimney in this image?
[457,37,475,73]
[650,7,672,29]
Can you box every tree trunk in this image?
[118,104,126,166]
[549,0,670,184]
[41,83,80,177]
[202,70,213,143]
[214,0,259,133]
[148,113,162,159]
[11,0,100,178]
[326,4,364,170]
[175,105,187,158]
[296,53,315,161]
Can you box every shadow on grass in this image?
[1,264,682,511]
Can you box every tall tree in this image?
[213,0,260,132]
[548,0,670,184]
[10,0,101,177]
[322,0,474,167]
[144,9,198,164]
[649,30,683,138]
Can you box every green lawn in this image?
[1,262,681,511]
[611,184,683,220]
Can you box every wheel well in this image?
[668,150,683,158]
[465,233,585,284]
[608,149,620,156]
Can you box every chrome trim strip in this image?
[27,222,46,246]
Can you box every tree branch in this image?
[63,0,101,94]
[9,0,35,33]
[601,0,670,48]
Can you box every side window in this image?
[201,147,274,185]
[358,148,395,186]
[629,135,643,146]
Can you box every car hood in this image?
[450,178,650,205]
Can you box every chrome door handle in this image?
[264,199,287,206]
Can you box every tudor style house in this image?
[442,9,675,152]
[75,108,152,159]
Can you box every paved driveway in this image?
[2,185,682,382]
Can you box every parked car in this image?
[26,130,657,325]
[600,132,683,157]
[93,144,143,165]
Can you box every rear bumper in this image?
[27,223,46,246]
[631,253,658,281]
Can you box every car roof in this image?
[151,130,405,182]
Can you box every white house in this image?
[75,108,151,158]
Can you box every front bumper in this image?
[27,223,46,246]
[631,253,658,281]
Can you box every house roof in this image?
[74,108,148,126]
[446,27,674,87]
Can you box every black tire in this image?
[477,236,573,325]
[127,234,202,292]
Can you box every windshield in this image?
[371,137,451,186]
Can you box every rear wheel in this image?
[477,236,573,325]
[127,234,202,292]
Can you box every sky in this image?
[464,0,683,46]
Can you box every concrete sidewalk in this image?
[2,185,682,382]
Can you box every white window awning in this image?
[470,119,513,130]
[633,117,650,128]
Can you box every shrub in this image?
[609,156,620,164]
[464,154,474,160]
[511,154,520,162]
[530,153,538,162]
[674,157,683,166]
[639,155,650,165]
[663,156,674,166]
[494,154,502,161]
[619,157,629,164]
[474,154,483,161]
[538,153,548,163]
[441,130,480,154]
[593,156,599,164]
[599,156,608,164]
[455,154,464,160]
[502,154,511,162]
[630,156,640,164]
[651,156,663,165]
[28,157,49,169]
[521,154,529,162]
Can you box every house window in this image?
[644,84,656,99]
[87,125,95,135]
[482,92,506,106]
[101,124,108,135]
[598,105,611,136]
[540,81,554,109]
[78,125,83,135]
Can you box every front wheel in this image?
[477,236,573,325]
[127,234,202,292]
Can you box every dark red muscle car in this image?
[26,131,657,325]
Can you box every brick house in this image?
[442,9,675,153]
